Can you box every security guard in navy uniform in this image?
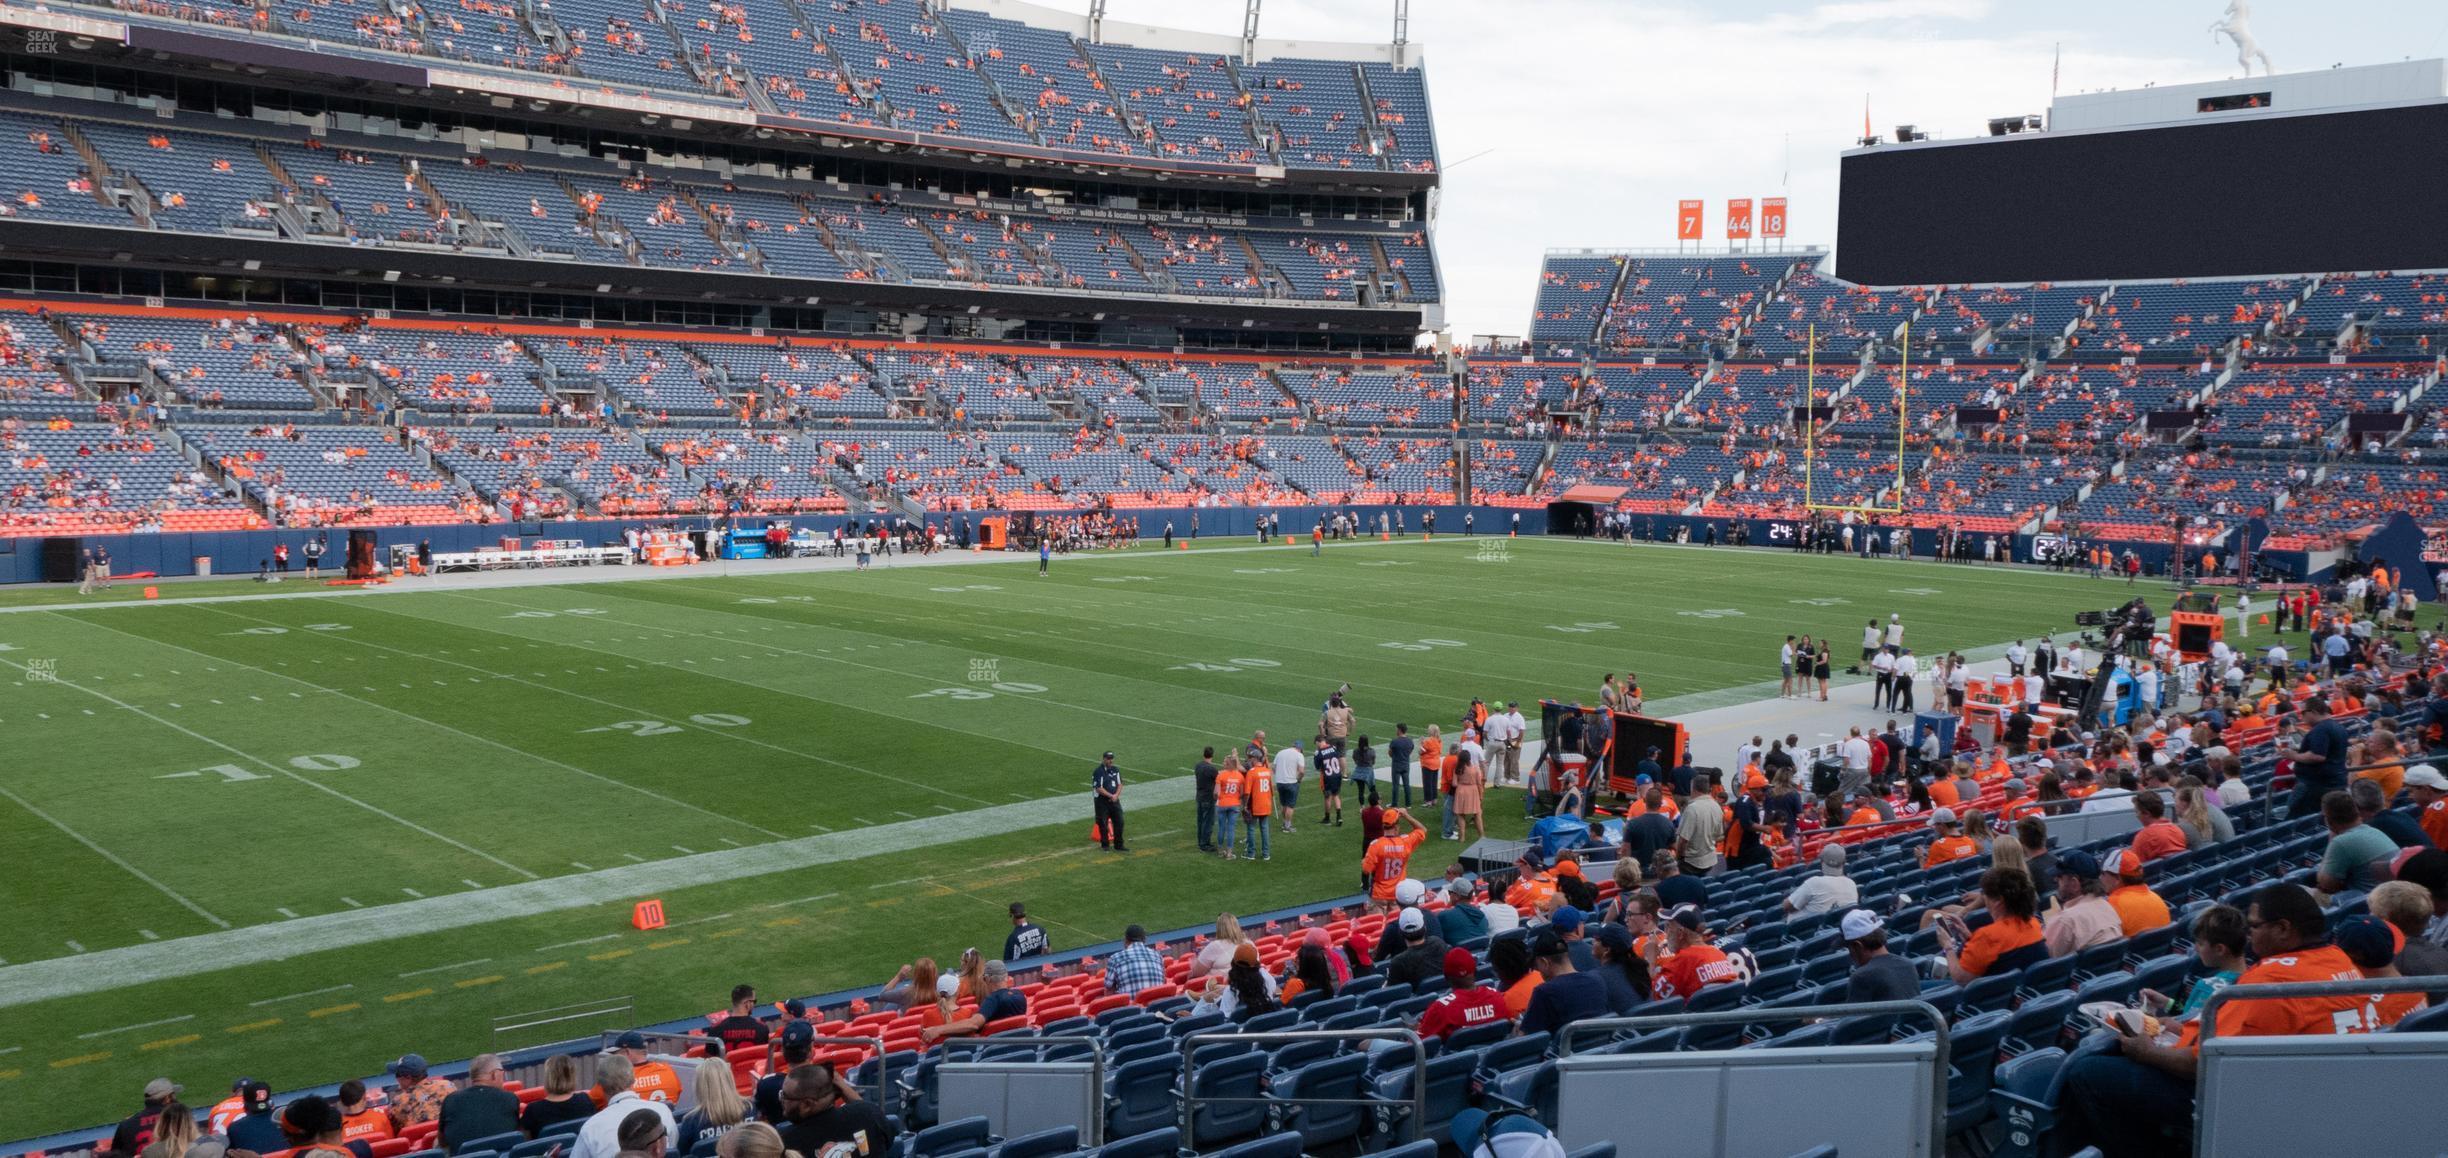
[1092,751,1127,851]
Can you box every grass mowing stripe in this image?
[367,593,1210,786]
[445,588,1231,749]
[0,774,1198,1010]
[184,604,794,839]
[0,779,231,931]
[17,619,541,882]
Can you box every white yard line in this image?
[250,984,354,1007]
[0,649,537,883]
[0,774,1195,1009]
[85,606,795,843]
[397,958,492,979]
[0,778,230,931]
[76,1014,193,1040]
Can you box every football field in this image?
[0,535,2120,1139]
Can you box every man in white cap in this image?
[1384,906,1453,988]
[2409,764,2448,847]
[1922,808,1980,868]
[1784,844,1859,917]
[1840,909,1920,1010]
[1885,612,1904,650]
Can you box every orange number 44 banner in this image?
[1726,199,1754,240]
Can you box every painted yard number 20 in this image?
[583,714,754,736]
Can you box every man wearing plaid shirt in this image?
[1102,925,1166,996]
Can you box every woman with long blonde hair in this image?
[1189,912,1248,984]
[953,947,988,1000]
[137,1103,196,1158]
[676,1054,751,1152]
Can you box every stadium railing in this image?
[1176,1028,1426,1154]
[1553,1002,1951,1158]
[937,1035,1108,1147]
[2194,978,2448,1157]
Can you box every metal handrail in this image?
[1555,999,1951,1158]
[1176,1027,1427,1153]
[936,1034,1109,1146]
[2196,975,2447,1044]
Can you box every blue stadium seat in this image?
[453,1132,524,1156]
[1473,1031,1550,1079]
[1269,1053,1369,1149]
[1565,1146,1617,1158]
[1083,1128,1175,1158]
[895,1116,992,1158]
[1201,1134,1301,1158]
[986,1125,1076,1158]
[1102,1055,1180,1141]
[1368,1049,1478,1143]
[2003,990,2079,1057]
[1183,1052,1269,1149]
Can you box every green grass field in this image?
[0,536,2127,1140]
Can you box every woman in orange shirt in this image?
[1215,753,1247,861]
[1942,868,2048,982]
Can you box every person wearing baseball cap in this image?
[608,1031,684,1105]
[1091,750,1126,852]
[224,1080,287,1154]
[384,1055,456,1131]
[1920,808,1980,868]
[754,1020,819,1122]
[1415,946,1505,1040]
[1547,905,1597,972]
[2335,915,2423,1030]
[2407,765,2448,848]
[1385,906,1454,988]
[1646,904,1740,1001]
[1838,909,1918,1005]
[1518,928,1608,1036]
[1450,1105,1567,1158]
[108,1078,183,1156]
[205,1077,254,1136]
[1362,805,1429,914]
[1436,874,1490,945]
[2101,848,2173,937]
[1505,850,1557,911]
[1585,923,1647,1014]
[2042,849,2123,958]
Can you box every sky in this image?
[1060,0,2448,342]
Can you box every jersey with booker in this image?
[1363,829,1426,902]
[633,1060,685,1103]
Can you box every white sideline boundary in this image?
[0,775,1197,1010]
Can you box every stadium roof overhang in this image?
[0,11,1437,198]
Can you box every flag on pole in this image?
[2052,43,2061,96]
[1863,95,1872,140]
